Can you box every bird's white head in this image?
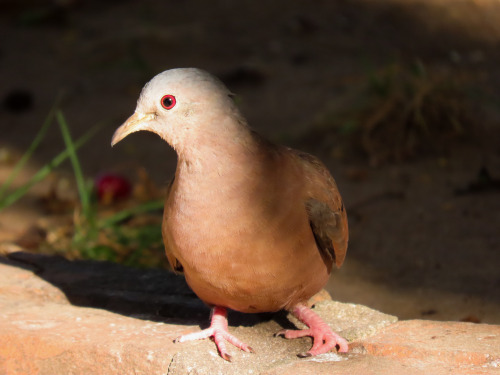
[111,68,244,154]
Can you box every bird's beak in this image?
[111,112,156,146]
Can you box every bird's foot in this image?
[174,306,253,361]
[276,303,349,357]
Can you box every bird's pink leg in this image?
[277,303,349,357]
[174,306,253,361]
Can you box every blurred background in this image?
[0,0,499,324]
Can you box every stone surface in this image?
[360,320,500,368]
[0,252,499,374]
[0,298,180,375]
[262,354,499,375]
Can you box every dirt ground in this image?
[1,0,499,324]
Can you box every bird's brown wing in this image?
[163,177,184,273]
[294,150,348,268]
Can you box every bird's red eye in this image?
[161,95,176,110]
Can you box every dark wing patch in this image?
[306,198,346,269]
[292,149,348,268]
[172,258,184,273]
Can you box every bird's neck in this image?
[181,136,257,175]
[176,116,262,175]
[173,125,273,200]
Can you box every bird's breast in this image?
[162,166,330,313]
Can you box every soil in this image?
[1,0,499,324]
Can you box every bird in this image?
[111,68,349,361]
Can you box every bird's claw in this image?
[274,329,287,338]
[174,307,253,361]
[175,327,252,361]
[278,326,349,357]
[297,351,312,358]
[278,304,349,357]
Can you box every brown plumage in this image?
[111,68,349,361]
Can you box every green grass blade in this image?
[0,96,62,199]
[56,110,90,217]
[0,120,105,211]
[98,199,164,228]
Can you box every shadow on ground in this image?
[1,251,286,328]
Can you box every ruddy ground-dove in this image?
[111,68,349,360]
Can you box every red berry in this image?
[95,174,131,203]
